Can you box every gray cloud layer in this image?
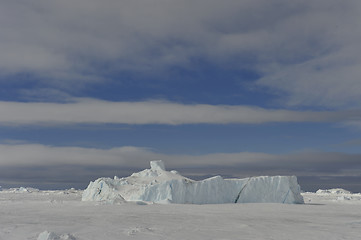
[1,0,361,107]
[0,98,361,125]
[0,143,360,190]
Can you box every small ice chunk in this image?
[150,160,165,171]
[37,231,76,240]
[19,187,29,193]
[37,231,57,240]
[337,196,351,201]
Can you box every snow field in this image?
[0,189,360,240]
[1,161,360,239]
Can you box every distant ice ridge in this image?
[316,188,361,201]
[82,160,304,204]
[316,188,352,195]
[1,187,40,193]
[302,188,361,203]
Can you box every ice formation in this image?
[314,188,361,202]
[1,187,40,193]
[316,188,352,195]
[82,160,304,204]
[37,231,75,240]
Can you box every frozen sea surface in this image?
[0,188,360,240]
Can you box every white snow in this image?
[82,160,304,204]
[0,188,360,240]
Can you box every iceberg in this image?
[82,160,304,204]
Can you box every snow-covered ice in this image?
[316,188,352,195]
[303,188,361,203]
[1,187,40,193]
[0,187,360,240]
[82,160,304,204]
[1,161,360,239]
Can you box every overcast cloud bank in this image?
[1,98,361,125]
[0,143,360,191]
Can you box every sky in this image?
[0,0,361,192]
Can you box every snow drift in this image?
[82,160,304,204]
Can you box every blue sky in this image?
[0,0,361,191]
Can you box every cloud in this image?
[340,121,361,131]
[0,98,361,125]
[257,46,361,108]
[0,144,149,167]
[0,143,360,189]
[244,1,361,108]
[0,0,212,80]
[1,0,361,108]
[0,144,359,176]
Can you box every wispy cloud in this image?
[257,46,361,108]
[0,98,361,125]
[336,139,361,147]
[1,0,361,107]
[341,121,361,130]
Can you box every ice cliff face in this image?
[82,160,304,204]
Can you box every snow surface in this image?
[82,160,304,204]
[0,188,360,240]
